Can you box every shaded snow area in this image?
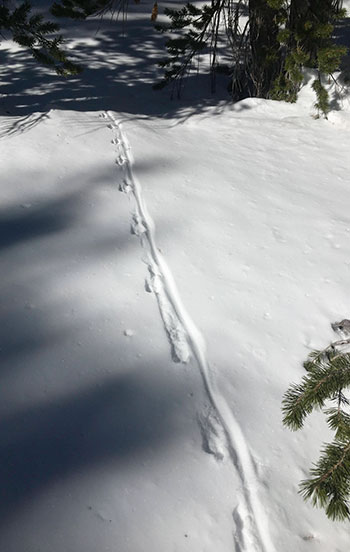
[1,3,350,552]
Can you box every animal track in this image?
[119,179,132,194]
[131,213,147,236]
[198,407,225,461]
[147,261,191,363]
[104,110,276,552]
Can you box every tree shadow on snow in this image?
[0,2,232,125]
[0,165,194,546]
[0,371,187,521]
[0,157,185,366]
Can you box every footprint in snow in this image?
[119,179,132,194]
[116,157,127,167]
[198,407,225,461]
[131,214,147,236]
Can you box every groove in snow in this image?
[104,110,276,552]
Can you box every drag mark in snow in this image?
[147,260,191,363]
[104,111,191,365]
[104,110,276,552]
[198,407,225,462]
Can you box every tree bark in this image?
[248,0,281,97]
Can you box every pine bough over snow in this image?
[283,320,350,521]
[155,0,348,115]
[0,0,81,74]
[1,0,349,116]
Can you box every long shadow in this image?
[0,166,180,367]
[0,8,201,546]
[0,157,191,542]
[0,369,185,524]
[0,192,80,250]
[0,176,125,363]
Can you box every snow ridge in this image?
[104,110,276,552]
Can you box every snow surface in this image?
[1,3,350,552]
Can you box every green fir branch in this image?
[282,323,350,521]
[282,352,350,430]
[299,439,350,521]
[0,1,81,75]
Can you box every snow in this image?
[1,3,350,552]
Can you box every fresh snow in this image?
[1,3,350,552]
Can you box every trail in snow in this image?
[104,110,276,552]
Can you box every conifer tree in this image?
[154,0,348,115]
[282,322,350,521]
[270,0,347,115]
[2,0,347,113]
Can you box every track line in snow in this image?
[105,110,191,365]
[103,110,276,552]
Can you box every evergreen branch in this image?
[299,440,350,521]
[283,320,350,520]
[304,338,350,370]
[154,0,347,110]
[51,0,116,19]
[326,407,350,440]
[0,1,80,75]
[282,355,350,430]
[154,0,226,93]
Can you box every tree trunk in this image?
[248,0,281,97]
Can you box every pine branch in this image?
[299,439,350,521]
[282,321,350,521]
[282,353,350,430]
[0,1,81,75]
[326,407,350,440]
[153,0,227,94]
